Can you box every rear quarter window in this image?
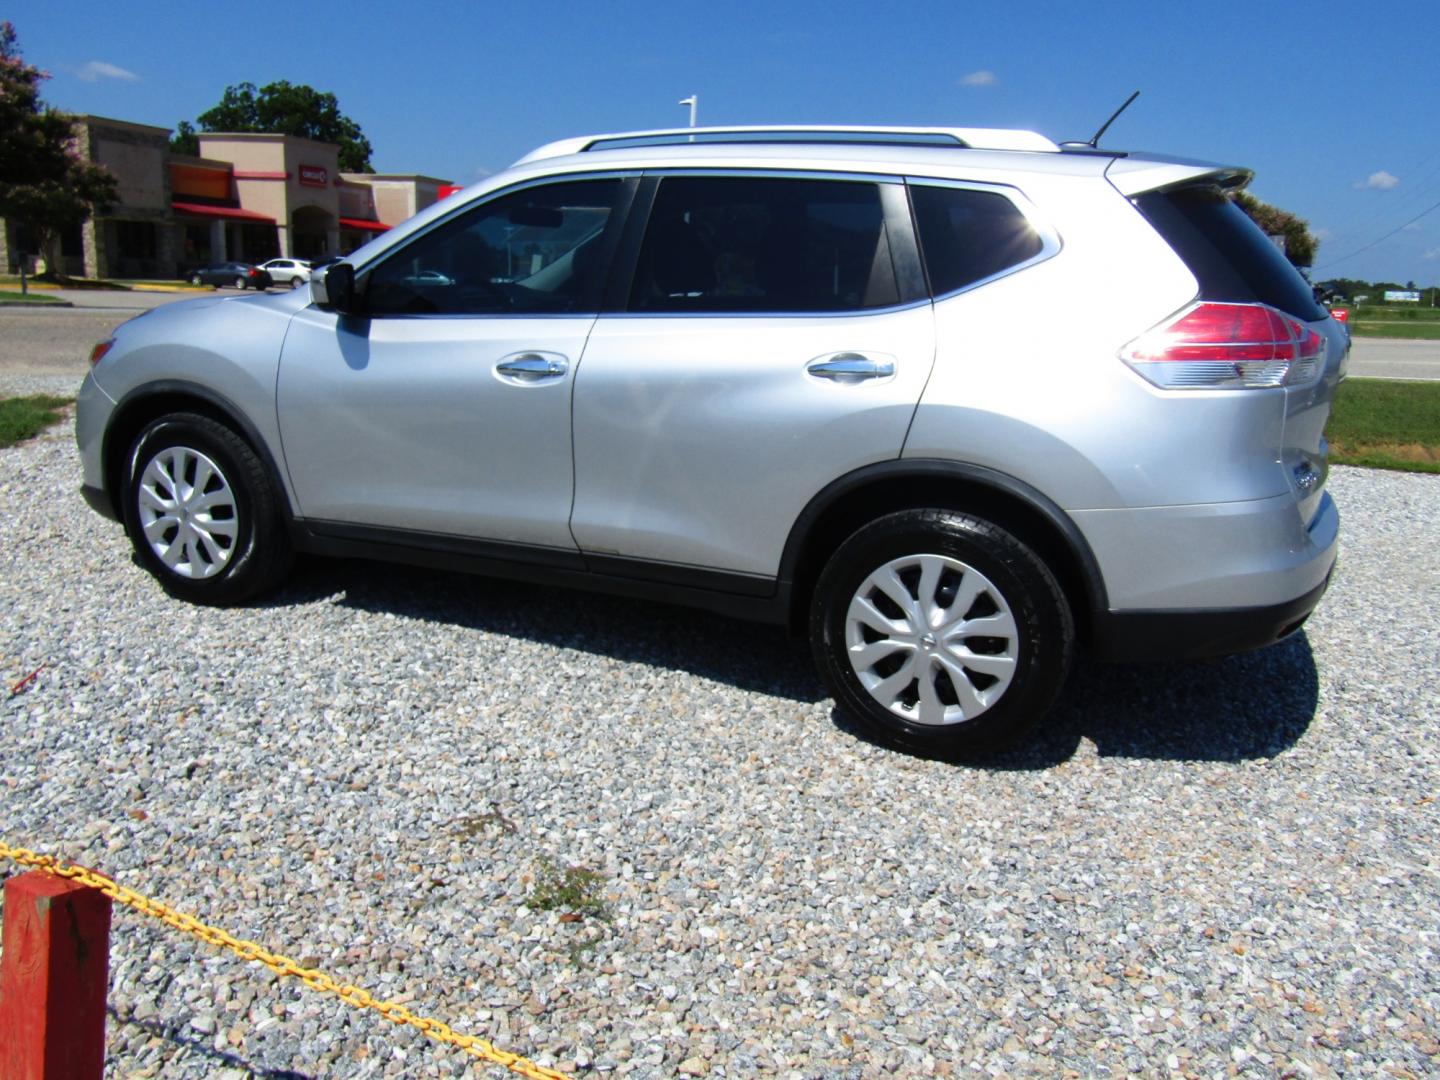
[910,184,1046,297]
[1132,185,1326,321]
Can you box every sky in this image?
[8,0,1439,286]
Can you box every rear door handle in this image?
[495,352,569,384]
[806,352,896,383]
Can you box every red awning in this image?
[172,201,276,223]
[340,217,389,233]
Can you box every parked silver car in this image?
[75,125,1345,755]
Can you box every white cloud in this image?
[1313,227,1333,242]
[76,61,139,83]
[959,70,997,88]
[1353,170,1399,190]
[1423,248,1440,261]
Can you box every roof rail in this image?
[514,125,1059,164]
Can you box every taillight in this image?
[1120,302,1325,389]
[89,340,114,366]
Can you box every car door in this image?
[276,176,631,554]
[570,173,935,580]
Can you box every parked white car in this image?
[257,258,312,288]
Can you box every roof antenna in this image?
[1085,90,1140,149]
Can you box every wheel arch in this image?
[101,381,295,526]
[779,459,1108,644]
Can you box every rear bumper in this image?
[1089,569,1332,661]
[1073,488,1339,610]
[1082,487,1338,661]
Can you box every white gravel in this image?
[2,416,1438,1079]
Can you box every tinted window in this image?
[629,176,899,313]
[1132,186,1326,321]
[365,179,622,316]
[911,185,1044,297]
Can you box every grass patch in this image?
[527,857,609,920]
[1348,305,1440,340]
[0,395,72,449]
[0,274,129,291]
[1348,321,1440,340]
[1326,378,1440,473]
[0,290,66,304]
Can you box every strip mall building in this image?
[0,115,457,278]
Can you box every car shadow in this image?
[833,630,1321,767]
[265,558,1320,765]
[265,557,824,704]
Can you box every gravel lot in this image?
[2,407,1437,1079]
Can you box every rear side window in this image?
[629,176,899,313]
[1132,186,1326,321]
[910,184,1045,297]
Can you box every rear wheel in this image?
[189,272,203,286]
[123,413,292,605]
[811,509,1073,757]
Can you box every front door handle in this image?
[495,352,569,384]
[806,352,896,383]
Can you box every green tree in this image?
[171,81,374,173]
[0,22,117,278]
[1233,190,1318,269]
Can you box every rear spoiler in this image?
[1104,155,1251,197]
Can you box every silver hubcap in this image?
[136,446,238,579]
[845,553,1019,726]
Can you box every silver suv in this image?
[75,125,1344,755]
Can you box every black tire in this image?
[233,275,246,289]
[190,272,203,286]
[289,276,303,289]
[810,509,1073,757]
[123,413,293,605]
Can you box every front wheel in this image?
[289,276,303,289]
[190,273,203,286]
[123,413,292,605]
[233,275,246,290]
[810,509,1074,757]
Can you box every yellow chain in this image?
[0,841,573,1080]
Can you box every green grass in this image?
[1346,304,1440,340]
[0,396,72,449]
[1326,378,1440,473]
[1346,306,1440,320]
[527,857,609,920]
[0,274,129,290]
[0,289,66,304]
[1348,321,1440,340]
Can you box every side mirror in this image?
[312,262,358,314]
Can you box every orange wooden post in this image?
[0,870,112,1079]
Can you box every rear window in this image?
[910,185,1045,297]
[1132,186,1326,321]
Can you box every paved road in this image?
[1346,336,1440,380]
[0,289,208,381]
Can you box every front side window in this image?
[629,176,900,314]
[911,184,1045,297]
[365,178,623,316]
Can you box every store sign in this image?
[1383,290,1420,303]
[299,165,328,188]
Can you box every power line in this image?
[1314,196,1440,271]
